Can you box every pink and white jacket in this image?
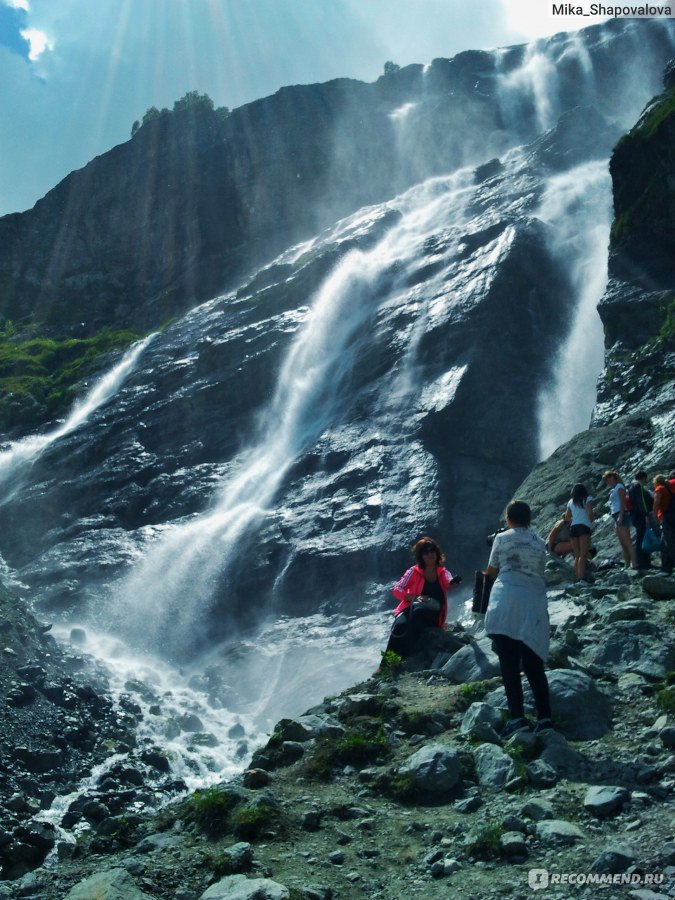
[392,565,455,627]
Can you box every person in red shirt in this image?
[653,473,675,575]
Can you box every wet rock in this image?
[69,627,87,645]
[12,747,62,773]
[583,785,631,817]
[177,713,204,732]
[140,748,171,772]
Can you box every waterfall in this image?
[536,161,612,459]
[111,171,478,658]
[0,335,155,494]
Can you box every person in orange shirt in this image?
[653,473,675,575]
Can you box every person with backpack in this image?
[628,470,653,571]
[653,473,675,575]
[386,537,461,659]
[566,483,594,582]
[603,470,636,569]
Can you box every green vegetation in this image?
[187,786,242,838]
[132,91,230,137]
[464,821,506,860]
[659,298,675,342]
[0,327,139,430]
[455,680,492,711]
[656,672,675,714]
[377,649,404,680]
[302,721,390,780]
[231,801,278,840]
[629,88,675,142]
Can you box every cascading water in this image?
[1,20,675,801]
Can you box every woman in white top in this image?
[565,483,593,582]
[603,469,636,569]
[484,499,552,739]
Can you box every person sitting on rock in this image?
[546,510,573,558]
[386,537,461,659]
[484,500,553,739]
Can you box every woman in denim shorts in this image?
[603,470,636,569]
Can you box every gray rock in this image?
[213,842,253,875]
[583,785,630,817]
[536,732,585,777]
[500,831,527,856]
[440,638,500,683]
[536,819,586,845]
[522,799,555,820]
[547,670,613,740]
[65,868,152,898]
[473,744,517,789]
[660,726,675,749]
[525,759,558,787]
[275,714,344,741]
[135,832,183,853]
[459,702,502,742]
[200,875,289,899]
[243,768,271,788]
[641,575,675,600]
[398,744,461,793]
[590,843,637,874]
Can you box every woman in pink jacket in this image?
[387,537,460,657]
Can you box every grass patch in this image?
[302,722,390,780]
[230,801,278,840]
[656,672,675,714]
[376,649,404,680]
[455,680,492,712]
[464,821,505,860]
[0,328,140,429]
[187,785,242,838]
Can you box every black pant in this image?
[662,520,675,575]
[492,633,552,721]
[386,605,438,658]
[632,514,650,569]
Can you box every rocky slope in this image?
[1,548,674,898]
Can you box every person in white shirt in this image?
[485,499,552,739]
[603,470,636,569]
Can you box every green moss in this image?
[656,672,675,714]
[0,328,140,430]
[659,298,675,342]
[630,89,675,142]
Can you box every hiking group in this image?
[384,469,675,741]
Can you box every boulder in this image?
[200,874,289,899]
[536,819,586,845]
[397,744,461,793]
[641,575,675,600]
[590,843,638,874]
[459,702,502,742]
[440,638,500,683]
[65,868,152,899]
[583,785,630,817]
[473,744,516,789]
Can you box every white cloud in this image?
[4,0,30,10]
[20,26,52,60]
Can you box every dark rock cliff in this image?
[1,19,673,338]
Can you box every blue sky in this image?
[0,0,604,217]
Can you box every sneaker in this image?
[500,717,531,739]
[533,717,554,734]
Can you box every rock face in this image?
[0,20,673,338]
